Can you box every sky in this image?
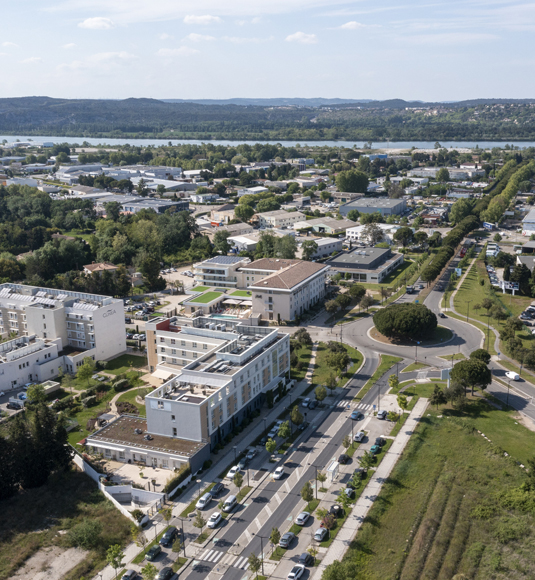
[0,0,534,101]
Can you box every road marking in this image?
[213,551,224,563]
[235,556,246,568]
[274,493,282,505]
[222,553,237,566]
[201,549,213,560]
[284,481,291,494]
[254,516,261,530]
[265,505,272,517]
[245,529,252,542]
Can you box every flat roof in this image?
[88,415,207,457]
[186,291,224,304]
[341,197,405,209]
[202,256,245,265]
[327,247,390,267]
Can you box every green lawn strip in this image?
[236,486,252,502]
[106,353,148,375]
[229,290,252,297]
[270,547,287,561]
[346,440,362,458]
[389,413,410,437]
[388,379,413,395]
[194,531,210,544]
[179,483,216,517]
[191,285,212,292]
[115,387,152,416]
[446,310,498,355]
[188,291,222,304]
[305,499,320,513]
[401,362,429,373]
[438,353,466,361]
[373,439,393,466]
[312,343,363,389]
[290,345,312,383]
[132,526,171,564]
[289,523,303,535]
[334,310,370,326]
[172,557,187,573]
[339,400,533,579]
[497,359,535,386]
[354,355,403,402]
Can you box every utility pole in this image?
[466,300,472,323]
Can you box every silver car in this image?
[295,511,310,526]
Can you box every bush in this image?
[373,303,437,340]
[203,460,213,470]
[81,395,97,408]
[67,519,103,550]
[113,379,130,392]
[163,465,191,494]
[116,401,139,415]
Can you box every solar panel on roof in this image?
[36,291,46,297]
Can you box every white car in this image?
[207,512,222,528]
[302,398,311,408]
[272,466,285,480]
[353,431,365,442]
[195,492,213,510]
[226,465,240,479]
[287,565,305,580]
[505,371,520,381]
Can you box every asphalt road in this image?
[182,356,380,580]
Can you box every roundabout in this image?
[367,325,455,348]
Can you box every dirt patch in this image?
[514,412,535,433]
[9,546,88,580]
[369,326,453,347]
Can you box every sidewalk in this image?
[311,397,429,580]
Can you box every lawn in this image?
[354,354,403,402]
[116,386,152,416]
[188,291,222,304]
[0,470,132,580]
[291,345,313,383]
[401,362,429,373]
[337,398,535,580]
[106,353,148,375]
[191,285,212,292]
[312,342,363,389]
[229,290,252,298]
[438,352,466,361]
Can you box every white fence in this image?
[72,451,102,483]
[167,473,192,499]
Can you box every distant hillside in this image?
[2,96,535,141]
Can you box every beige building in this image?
[210,204,236,225]
[257,209,306,229]
[249,261,329,322]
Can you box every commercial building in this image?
[339,198,406,217]
[86,318,290,470]
[121,199,189,214]
[257,209,306,229]
[249,261,329,322]
[308,238,343,259]
[293,216,356,235]
[210,204,236,225]
[522,209,535,236]
[346,224,400,245]
[0,283,126,387]
[326,247,404,283]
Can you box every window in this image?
[160,337,165,342]
[193,353,198,359]
[182,350,186,356]
[160,347,165,353]
[203,344,207,350]
[172,428,177,437]
[192,342,197,348]
[181,340,186,346]
[119,451,125,459]
[171,339,176,345]
[171,415,175,421]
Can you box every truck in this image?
[406,285,414,294]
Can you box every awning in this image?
[223,299,241,305]
[87,442,126,452]
[240,300,253,306]
[153,369,176,380]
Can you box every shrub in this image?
[113,379,130,392]
[81,395,97,408]
[116,401,139,415]
[373,303,437,340]
[163,465,191,494]
[202,460,212,470]
[67,519,103,550]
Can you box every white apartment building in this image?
[257,209,306,229]
[193,256,252,289]
[85,318,290,471]
[309,238,343,259]
[0,284,126,377]
[249,261,329,322]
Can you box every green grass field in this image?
[230,290,252,297]
[337,397,535,580]
[290,345,313,383]
[401,362,429,373]
[0,470,131,580]
[438,352,466,361]
[116,386,152,415]
[312,342,363,389]
[105,353,147,375]
[191,285,212,292]
[188,291,223,303]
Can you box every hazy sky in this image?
[1,0,533,101]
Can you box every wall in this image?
[93,301,127,361]
[72,450,102,483]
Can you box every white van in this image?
[222,495,237,513]
[196,492,213,510]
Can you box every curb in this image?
[365,326,456,349]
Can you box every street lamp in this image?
[466,300,472,323]
[177,517,187,557]
[196,479,202,499]
[263,417,267,433]
[252,533,267,576]
[308,462,320,499]
[233,446,238,464]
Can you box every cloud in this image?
[340,21,366,29]
[157,47,199,57]
[222,36,273,44]
[2,41,18,47]
[159,33,173,40]
[21,57,43,64]
[236,17,262,25]
[58,51,136,72]
[183,33,216,42]
[405,32,497,45]
[78,17,116,29]
[184,15,221,25]
[62,43,76,49]
[285,31,318,44]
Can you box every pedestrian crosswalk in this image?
[198,549,251,569]
[334,400,372,411]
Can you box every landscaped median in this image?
[354,354,403,403]
[132,525,172,564]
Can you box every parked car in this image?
[246,448,257,461]
[207,512,222,528]
[196,492,213,510]
[375,437,387,447]
[299,553,314,566]
[222,495,237,513]
[308,400,319,410]
[298,421,309,431]
[238,457,248,470]
[344,488,356,499]
[145,545,162,561]
[314,528,329,542]
[287,565,306,580]
[377,410,387,420]
[295,511,310,526]
[155,567,173,580]
[350,410,364,420]
[272,466,285,480]
[159,526,178,546]
[279,532,296,548]
[211,482,224,496]
[370,444,381,455]
[121,570,138,580]
[505,371,520,381]
[7,402,22,410]
[354,431,365,442]
[329,504,343,518]
[226,466,240,479]
[439,313,446,318]
[302,398,311,408]
[338,453,350,465]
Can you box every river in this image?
[2,135,535,150]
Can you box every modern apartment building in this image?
[249,261,329,322]
[193,256,252,289]
[325,247,404,283]
[339,198,406,217]
[309,238,343,259]
[86,318,291,471]
[0,283,126,376]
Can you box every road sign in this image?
[483,222,494,230]
[441,368,451,380]
[372,404,376,410]
[415,300,419,304]
[503,282,519,290]
[455,268,462,277]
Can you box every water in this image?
[210,314,238,319]
[2,134,535,150]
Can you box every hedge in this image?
[163,465,191,494]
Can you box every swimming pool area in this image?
[210,314,238,319]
